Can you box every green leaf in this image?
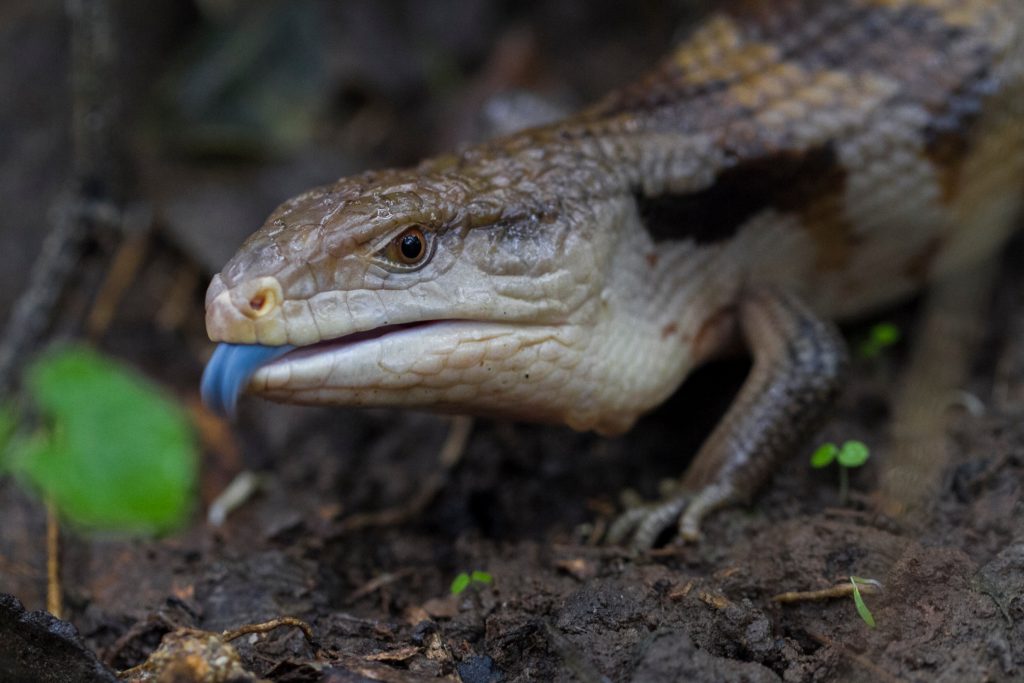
[810,443,838,469]
[450,572,471,595]
[7,346,197,533]
[837,441,870,468]
[850,577,877,628]
[470,570,493,585]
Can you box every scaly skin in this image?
[204,0,1024,542]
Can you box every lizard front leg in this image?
[607,288,848,549]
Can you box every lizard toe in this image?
[605,495,691,550]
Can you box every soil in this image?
[1,1,1023,682]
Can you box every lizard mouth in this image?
[268,321,433,365]
[201,320,444,416]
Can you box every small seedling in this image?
[450,570,493,595]
[849,576,879,628]
[811,440,870,504]
[859,322,901,359]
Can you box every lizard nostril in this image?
[245,288,278,318]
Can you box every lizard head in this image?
[201,152,648,430]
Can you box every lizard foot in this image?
[605,482,733,549]
[605,494,691,550]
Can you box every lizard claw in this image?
[605,482,738,548]
[605,494,693,550]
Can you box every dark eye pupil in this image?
[400,233,423,259]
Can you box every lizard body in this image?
[202,0,1024,545]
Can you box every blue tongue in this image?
[201,343,294,417]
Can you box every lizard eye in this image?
[380,225,434,270]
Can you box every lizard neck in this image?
[567,195,826,435]
[561,197,729,435]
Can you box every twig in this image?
[86,229,150,341]
[772,580,881,603]
[207,470,260,527]
[697,591,732,610]
[0,201,95,398]
[187,397,242,469]
[45,499,62,618]
[220,616,316,646]
[438,415,473,467]
[155,262,202,332]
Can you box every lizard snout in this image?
[205,274,288,345]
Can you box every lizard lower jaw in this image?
[249,319,581,420]
[253,318,458,388]
[266,320,441,365]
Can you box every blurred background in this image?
[0,0,704,326]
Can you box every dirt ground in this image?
[2,1,1023,682]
